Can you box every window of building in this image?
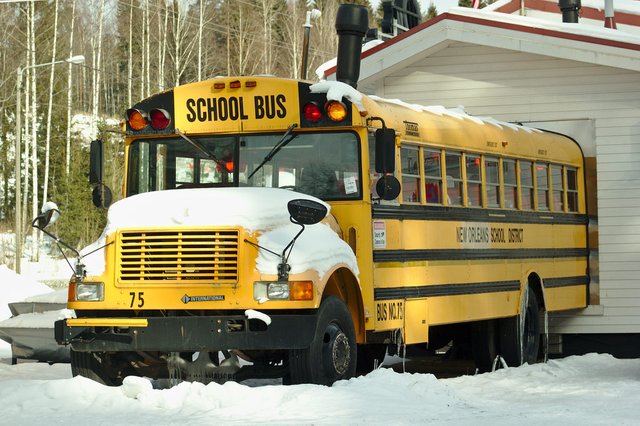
[567,167,578,212]
[446,151,463,206]
[520,161,534,210]
[503,159,517,209]
[551,165,564,212]
[486,157,500,208]
[424,149,442,204]
[466,154,482,207]
[401,146,421,203]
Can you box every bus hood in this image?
[79,187,359,279]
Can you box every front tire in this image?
[289,297,357,385]
[70,349,121,386]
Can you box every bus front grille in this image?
[117,229,239,284]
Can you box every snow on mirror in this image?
[34,201,60,230]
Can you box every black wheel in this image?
[289,297,357,385]
[499,286,541,367]
[70,349,121,386]
[356,343,387,375]
[471,319,499,373]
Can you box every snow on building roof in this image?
[321,7,640,86]
[487,0,640,21]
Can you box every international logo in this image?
[181,294,225,304]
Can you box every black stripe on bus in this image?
[373,275,588,301]
[372,204,588,225]
[544,275,590,288]
[373,248,589,263]
[374,280,521,300]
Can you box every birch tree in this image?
[66,0,77,175]
[128,0,133,107]
[169,0,197,86]
[157,0,169,91]
[43,0,59,213]
[91,0,105,139]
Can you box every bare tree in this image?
[168,0,197,86]
[198,0,203,81]
[91,0,105,139]
[128,0,133,107]
[43,0,59,212]
[28,0,38,261]
[157,0,169,91]
[66,0,77,175]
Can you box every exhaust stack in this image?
[335,4,369,89]
[558,0,581,23]
[604,0,617,29]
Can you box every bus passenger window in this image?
[486,157,500,208]
[551,165,564,211]
[446,151,463,206]
[466,154,481,207]
[200,159,218,183]
[567,167,578,212]
[503,159,517,209]
[536,163,549,210]
[520,161,534,210]
[401,146,421,203]
[176,157,195,184]
[424,149,442,204]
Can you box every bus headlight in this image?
[75,282,104,301]
[254,281,314,301]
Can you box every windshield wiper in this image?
[248,123,298,180]
[176,128,223,166]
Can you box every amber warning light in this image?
[302,100,348,124]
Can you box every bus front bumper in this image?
[54,312,318,352]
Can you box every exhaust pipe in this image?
[604,0,617,29]
[558,0,581,23]
[335,4,369,89]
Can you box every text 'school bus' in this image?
[48,5,587,386]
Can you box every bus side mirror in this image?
[89,140,103,185]
[375,127,396,174]
[92,184,113,209]
[34,202,60,230]
[288,199,327,225]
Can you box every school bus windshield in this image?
[127,131,361,200]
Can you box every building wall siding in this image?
[372,42,640,333]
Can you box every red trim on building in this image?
[494,0,640,26]
[323,12,640,77]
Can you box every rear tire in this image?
[471,319,498,373]
[499,286,541,367]
[289,297,357,385]
[70,349,121,386]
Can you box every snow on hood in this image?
[79,188,359,279]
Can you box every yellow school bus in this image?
[50,4,588,385]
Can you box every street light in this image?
[15,54,85,273]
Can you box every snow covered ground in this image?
[0,351,638,425]
[0,264,639,425]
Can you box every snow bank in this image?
[0,266,52,320]
[2,353,639,424]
